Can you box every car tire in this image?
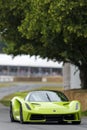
[10,102,15,122]
[20,104,24,124]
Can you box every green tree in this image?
[0,0,87,89]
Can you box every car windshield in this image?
[26,91,68,102]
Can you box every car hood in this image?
[29,102,78,114]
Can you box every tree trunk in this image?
[79,64,87,89]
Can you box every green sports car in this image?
[10,90,81,124]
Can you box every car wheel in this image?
[20,104,24,124]
[72,121,81,124]
[10,102,15,122]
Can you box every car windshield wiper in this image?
[46,93,51,102]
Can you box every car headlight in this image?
[25,103,31,110]
[75,103,79,110]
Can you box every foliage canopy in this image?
[0,0,87,88]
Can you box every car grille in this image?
[30,114,75,121]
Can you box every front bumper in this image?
[24,112,81,123]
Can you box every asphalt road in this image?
[0,82,87,130]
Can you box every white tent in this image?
[0,54,62,68]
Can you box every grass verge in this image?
[0,82,19,88]
[81,111,87,117]
[0,91,27,106]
